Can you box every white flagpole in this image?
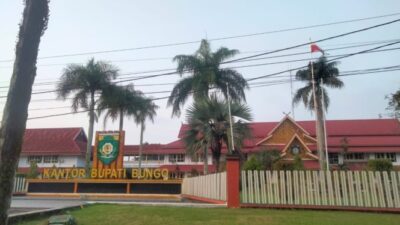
[309,41,322,170]
[320,80,330,170]
[227,83,235,153]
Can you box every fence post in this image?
[226,154,240,208]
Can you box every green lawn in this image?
[15,204,400,225]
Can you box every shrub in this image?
[26,161,39,178]
[243,155,263,171]
[293,155,304,170]
[367,159,393,171]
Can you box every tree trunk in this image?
[119,108,124,131]
[0,1,49,224]
[85,91,95,176]
[203,143,208,175]
[138,121,144,171]
[316,93,326,170]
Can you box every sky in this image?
[0,0,399,145]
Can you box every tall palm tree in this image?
[168,39,248,116]
[97,84,147,131]
[136,98,159,170]
[185,95,252,173]
[0,1,49,224]
[57,58,118,174]
[293,56,344,169]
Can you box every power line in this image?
[247,40,400,81]
[1,12,400,62]
[1,44,400,99]
[16,64,400,111]
[24,66,400,120]
[1,37,399,89]
[224,18,400,64]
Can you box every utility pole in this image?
[289,67,295,119]
[226,83,235,153]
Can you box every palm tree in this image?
[97,84,147,131]
[136,98,159,171]
[168,39,248,116]
[0,1,49,224]
[184,95,252,173]
[293,56,344,169]
[57,58,118,174]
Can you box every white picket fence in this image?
[13,176,27,193]
[241,170,400,208]
[182,172,227,201]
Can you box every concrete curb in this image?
[8,204,84,224]
[85,201,226,208]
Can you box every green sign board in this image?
[97,134,119,165]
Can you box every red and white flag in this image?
[310,43,325,55]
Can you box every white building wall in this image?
[19,155,85,168]
[123,154,213,168]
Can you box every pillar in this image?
[226,154,240,208]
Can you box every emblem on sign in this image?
[97,134,119,165]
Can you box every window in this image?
[169,154,185,163]
[191,152,204,162]
[43,156,58,163]
[145,154,160,161]
[328,153,339,164]
[375,153,396,162]
[27,156,42,163]
[344,153,367,161]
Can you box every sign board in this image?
[92,131,124,170]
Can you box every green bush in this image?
[242,155,263,171]
[26,161,39,179]
[293,155,304,170]
[367,159,393,171]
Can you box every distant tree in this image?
[168,39,248,116]
[26,161,39,179]
[184,95,252,173]
[386,89,400,118]
[367,159,393,171]
[256,149,281,170]
[97,84,147,131]
[293,56,344,169]
[0,1,49,224]
[57,58,118,174]
[136,99,158,171]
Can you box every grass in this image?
[15,204,400,225]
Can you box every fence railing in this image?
[241,170,400,208]
[13,176,27,193]
[182,172,226,201]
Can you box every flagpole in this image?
[227,83,235,153]
[309,39,324,170]
[320,80,330,170]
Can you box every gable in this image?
[281,135,319,160]
[257,117,315,146]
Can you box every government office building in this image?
[17,117,400,177]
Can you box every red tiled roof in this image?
[176,119,400,154]
[21,128,86,156]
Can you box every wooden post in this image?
[73,181,78,193]
[226,154,240,208]
[127,183,131,194]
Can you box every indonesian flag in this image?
[311,43,324,54]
